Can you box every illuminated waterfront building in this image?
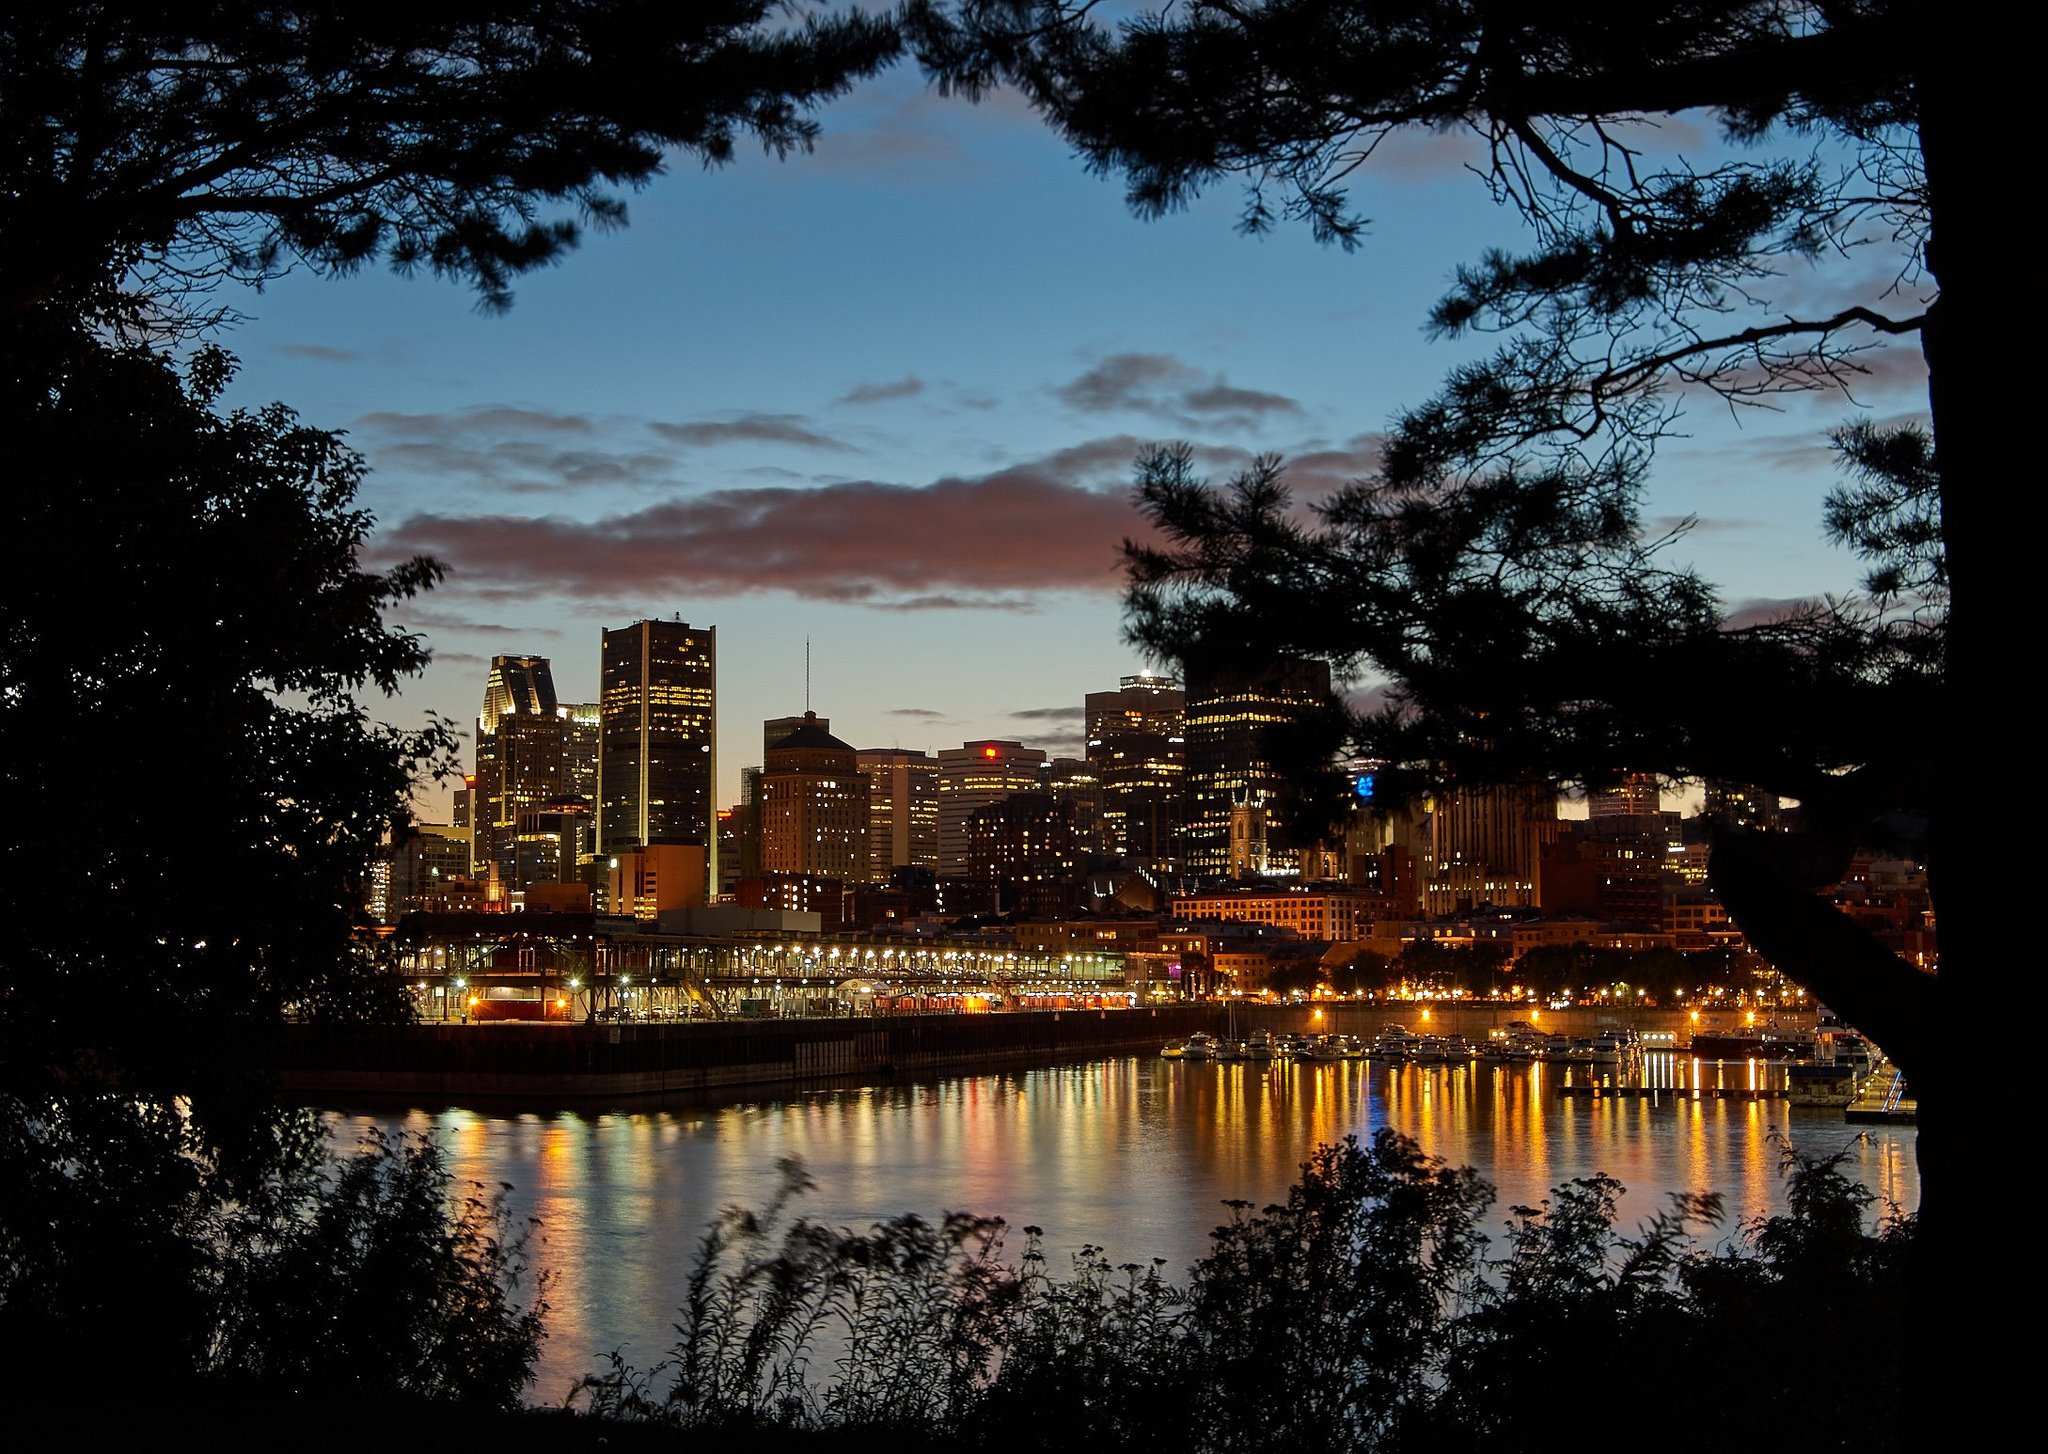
[758,712,868,883]
[1084,673,1184,866]
[936,740,1047,877]
[1179,655,1332,880]
[472,655,569,888]
[598,619,717,899]
[606,843,708,921]
[857,747,938,881]
[1170,885,1382,941]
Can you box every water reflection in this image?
[330,1054,1917,1404]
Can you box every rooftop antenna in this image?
[805,638,811,713]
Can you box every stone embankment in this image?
[278,1001,1812,1104]
[277,1005,1230,1101]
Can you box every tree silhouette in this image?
[912,0,1996,1432]
[1,2,902,325]
[0,0,904,1402]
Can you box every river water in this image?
[331,1051,1919,1405]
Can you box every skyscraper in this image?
[1588,771,1661,819]
[472,654,568,888]
[856,747,938,881]
[758,712,868,882]
[1425,781,1562,914]
[936,740,1046,877]
[598,620,716,897]
[1180,654,1331,880]
[1084,672,1184,865]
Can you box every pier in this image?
[277,1005,1227,1101]
[1557,1083,1788,1100]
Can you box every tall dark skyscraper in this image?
[473,654,568,888]
[598,620,717,893]
[1180,654,1331,880]
[1085,672,1185,866]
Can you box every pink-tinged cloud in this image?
[276,342,364,363]
[1055,352,1306,429]
[375,471,1158,604]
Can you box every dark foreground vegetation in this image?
[564,1129,1909,1453]
[0,5,1948,1442]
[53,1125,1911,1453]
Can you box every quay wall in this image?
[277,1005,1230,1101]
[1234,1002,1815,1041]
[276,1001,1811,1103]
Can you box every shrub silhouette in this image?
[571,1128,1911,1451]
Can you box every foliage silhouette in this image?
[2,1,914,1406]
[909,3,1980,1424]
[1,2,904,324]
[567,1130,1912,1452]
[0,1102,545,1406]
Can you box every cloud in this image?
[360,406,595,437]
[888,708,951,720]
[1009,705,1085,723]
[365,437,681,493]
[648,414,848,450]
[1274,434,1387,500]
[385,607,560,636]
[836,376,925,406]
[1721,596,1825,631]
[1055,352,1305,430]
[375,463,1158,605]
[275,342,364,363]
[1056,353,1201,412]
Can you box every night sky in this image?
[217,63,1930,820]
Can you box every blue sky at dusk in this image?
[217,63,1930,820]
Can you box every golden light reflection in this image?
[326,1040,1917,1401]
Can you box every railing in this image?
[1882,1070,1906,1113]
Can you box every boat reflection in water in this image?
[332,1053,1919,1404]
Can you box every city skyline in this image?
[215,62,1929,820]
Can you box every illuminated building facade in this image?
[857,747,938,881]
[564,702,600,802]
[472,655,569,888]
[936,740,1046,877]
[1588,771,1662,819]
[1040,756,1105,858]
[964,791,1078,886]
[758,712,868,883]
[598,620,717,900]
[1170,886,1380,941]
[1703,779,1785,832]
[1084,673,1184,866]
[1180,655,1331,880]
[1425,781,1562,915]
